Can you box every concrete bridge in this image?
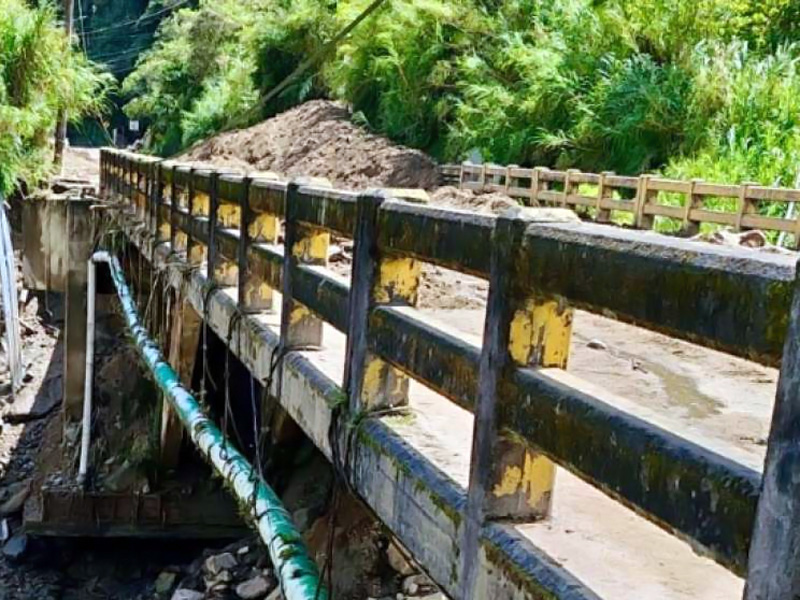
[94,148,800,599]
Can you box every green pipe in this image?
[93,251,327,600]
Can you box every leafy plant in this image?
[0,0,112,193]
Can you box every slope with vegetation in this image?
[123,0,800,190]
[0,0,111,193]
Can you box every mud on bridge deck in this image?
[98,148,800,599]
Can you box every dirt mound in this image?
[430,186,519,214]
[178,100,439,191]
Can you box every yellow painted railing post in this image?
[173,168,192,257]
[211,175,242,287]
[187,171,209,268]
[280,179,331,349]
[345,190,426,412]
[155,163,171,245]
[239,177,280,312]
[461,207,577,598]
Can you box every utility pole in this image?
[53,0,75,171]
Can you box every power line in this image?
[81,0,190,35]
[92,41,156,62]
[256,0,390,111]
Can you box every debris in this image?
[402,574,435,596]
[292,507,312,531]
[155,570,178,595]
[692,228,774,249]
[0,480,30,516]
[103,459,139,492]
[386,542,415,576]
[430,186,519,215]
[586,339,607,351]
[235,575,271,599]
[2,532,28,561]
[204,552,238,576]
[178,100,439,191]
[171,590,204,600]
[265,587,283,600]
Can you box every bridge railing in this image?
[101,148,800,598]
[439,162,800,247]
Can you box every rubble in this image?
[235,575,270,599]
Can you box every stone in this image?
[265,587,282,600]
[2,532,28,561]
[0,480,30,516]
[155,571,178,594]
[204,552,238,575]
[104,459,139,492]
[235,575,270,599]
[386,542,414,576]
[236,545,250,556]
[402,574,434,596]
[170,590,204,600]
[586,339,607,351]
[292,507,312,531]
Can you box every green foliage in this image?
[0,0,112,193]
[122,0,800,195]
[666,43,800,189]
[123,0,262,155]
[248,0,337,116]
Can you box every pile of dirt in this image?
[429,186,519,214]
[178,101,440,191]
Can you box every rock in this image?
[236,545,250,556]
[265,587,282,600]
[586,339,607,351]
[402,574,434,596]
[155,571,178,594]
[103,460,139,492]
[386,542,414,576]
[204,552,238,575]
[235,575,270,599]
[0,480,30,516]
[2,532,28,561]
[292,507,312,531]
[171,590,204,600]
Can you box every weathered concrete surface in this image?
[21,197,68,292]
[119,209,753,598]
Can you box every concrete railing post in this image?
[186,171,208,269]
[155,164,170,245]
[345,191,424,413]
[279,180,330,349]
[461,208,575,597]
[745,263,800,599]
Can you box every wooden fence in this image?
[440,162,800,247]
[102,148,800,599]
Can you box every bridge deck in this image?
[102,146,794,598]
[140,244,755,598]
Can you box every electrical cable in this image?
[81,0,190,35]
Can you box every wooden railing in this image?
[440,162,800,247]
[102,148,800,599]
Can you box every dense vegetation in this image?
[0,0,111,193]
[123,0,800,189]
